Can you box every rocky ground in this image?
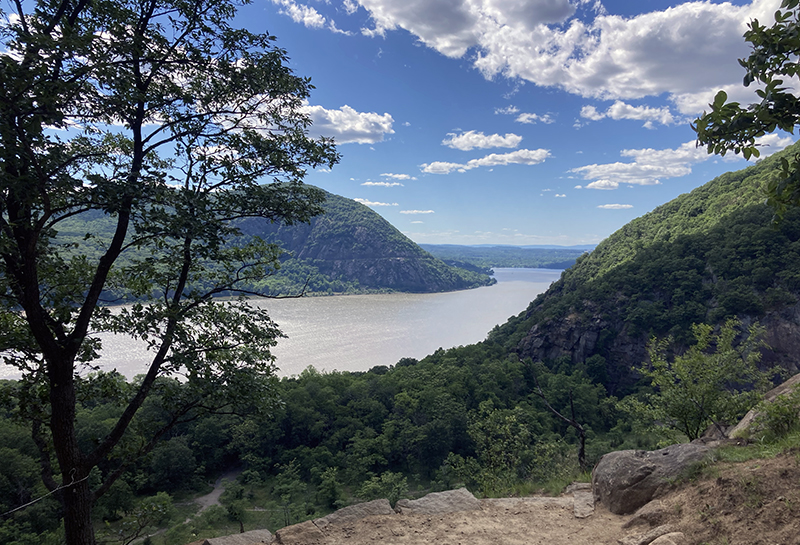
[198,449,800,545]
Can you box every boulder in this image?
[394,488,481,515]
[650,533,686,545]
[729,372,800,438]
[313,499,395,529]
[618,524,676,545]
[272,520,326,545]
[593,444,710,515]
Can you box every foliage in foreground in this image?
[622,319,776,441]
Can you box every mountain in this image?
[240,190,494,294]
[487,142,800,395]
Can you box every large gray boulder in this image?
[394,488,481,515]
[313,499,395,529]
[592,443,710,515]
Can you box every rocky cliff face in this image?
[240,190,492,293]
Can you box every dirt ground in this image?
[653,451,800,545]
[273,451,800,545]
[317,499,626,545]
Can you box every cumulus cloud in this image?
[442,130,523,150]
[362,181,404,186]
[597,204,633,209]
[516,112,555,124]
[580,101,676,127]
[355,198,398,206]
[555,193,566,197]
[344,0,782,111]
[495,105,520,115]
[400,209,435,214]
[271,0,325,28]
[421,148,550,174]
[571,140,710,187]
[381,172,417,180]
[303,104,394,144]
[586,179,619,190]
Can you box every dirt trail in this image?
[194,469,242,514]
[319,499,627,545]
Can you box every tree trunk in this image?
[49,353,97,545]
[62,477,97,545]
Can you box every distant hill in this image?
[240,190,494,294]
[55,189,493,296]
[487,142,800,395]
[420,244,589,271]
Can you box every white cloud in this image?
[410,220,424,224]
[421,148,550,174]
[442,130,523,150]
[347,0,783,111]
[355,198,398,206]
[271,0,326,28]
[580,100,676,126]
[515,112,555,124]
[495,105,520,115]
[555,193,566,197]
[381,172,417,180]
[586,179,619,190]
[571,140,711,187]
[400,209,435,214]
[597,204,633,209]
[362,181,404,186]
[343,0,359,15]
[303,104,394,144]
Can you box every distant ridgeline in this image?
[420,244,592,272]
[55,189,494,297]
[488,141,800,396]
[239,190,494,294]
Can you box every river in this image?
[0,268,561,380]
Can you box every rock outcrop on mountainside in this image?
[489,142,800,395]
[239,189,493,293]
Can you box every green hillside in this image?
[55,189,493,296]
[240,190,493,294]
[488,143,800,394]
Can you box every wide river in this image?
[0,268,561,380]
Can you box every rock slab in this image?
[593,444,709,515]
[394,487,481,515]
[313,499,394,529]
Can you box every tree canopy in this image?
[693,0,800,216]
[0,0,337,543]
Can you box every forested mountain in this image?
[239,190,493,293]
[55,189,493,296]
[488,142,800,395]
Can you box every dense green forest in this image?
[419,244,590,271]
[493,143,800,394]
[0,346,637,544]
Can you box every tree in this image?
[625,319,773,441]
[0,1,338,543]
[693,0,800,216]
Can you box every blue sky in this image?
[234,0,794,246]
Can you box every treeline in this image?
[420,244,588,271]
[0,341,654,543]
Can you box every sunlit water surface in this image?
[1,268,561,379]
